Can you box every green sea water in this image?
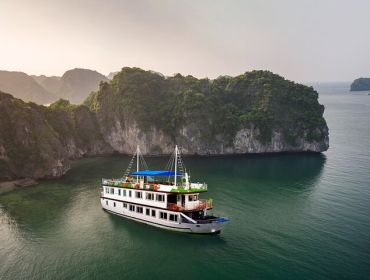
[1,84,370,279]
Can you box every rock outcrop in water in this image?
[350,78,370,91]
[0,68,329,181]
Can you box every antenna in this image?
[136,145,139,183]
[174,145,178,186]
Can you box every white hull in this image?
[101,197,226,234]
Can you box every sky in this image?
[0,0,369,82]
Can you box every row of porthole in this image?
[105,187,165,202]
[104,200,179,222]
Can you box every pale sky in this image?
[0,0,369,82]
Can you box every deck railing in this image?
[167,199,213,211]
[102,178,207,193]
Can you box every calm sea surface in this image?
[1,84,370,279]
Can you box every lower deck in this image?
[100,196,226,234]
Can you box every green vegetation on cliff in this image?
[85,68,327,145]
[0,93,110,181]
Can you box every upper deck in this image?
[102,178,207,193]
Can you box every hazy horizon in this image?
[1,0,369,83]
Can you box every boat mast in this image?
[136,145,139,183]
[174,145,178,186]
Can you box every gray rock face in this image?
[97,118,329,156]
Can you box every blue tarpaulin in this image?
[130,170,183,177]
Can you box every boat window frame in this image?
[159,211,168,220]
[135,191,143,199]
[136,206,143,214]
[169,214,178,222]
[156,194,165,202]
[146,192,154,200]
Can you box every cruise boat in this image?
[100,146,229,234]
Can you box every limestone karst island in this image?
[350,78,370,91]
[0,68,328,182]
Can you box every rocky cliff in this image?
[0,68,329,181]
[350,78,370,91]
[0,93,112,181]
[86,68,329,155]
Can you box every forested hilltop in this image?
[350,78,370,91]
[85,68,328,154]
[0,68,329,181]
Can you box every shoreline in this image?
[0,178,38,195]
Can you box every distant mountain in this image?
[350,78,370,91]
[56,68,108,104]
[32,75,63,94]
[0,70,56,104]
[0,68,108,105]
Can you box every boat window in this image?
[123,190,126,196]
[114,202,116,207]
[156,194,165,202]
[135,191,142,199]
[118,189,121,196]
[159,212,167,220]
[146,208,150,216]
[123,203,127,208]
[129,190,132,197]
[105,187,109,193]
[151,210,156,217]
[188,195,197,202]
[129,205,135,211]
[106,200,108,205]
[136,206,143,214]
[110,188,114,194]
[169,214,178,222]
[146,192,154,200]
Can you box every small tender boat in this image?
[100,146,229,234]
